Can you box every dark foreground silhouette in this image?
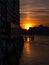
[21,25,49,36]
[0,36,24,65]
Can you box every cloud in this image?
[20,0,49,26]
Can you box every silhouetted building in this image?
[0,0,20,39]
[0,0,10,39]
[0,0,24,65]
[7,0,20,25]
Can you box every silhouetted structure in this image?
[28,25,49,35]
[0,0,24,65]
[7,0,20,25]
[21,25,49,36]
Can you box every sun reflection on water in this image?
[24,43,31,55]
[27,37,30,42]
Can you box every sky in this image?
[20,0,49,29]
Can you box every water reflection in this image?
[23,37,33,56]
[24,43,31,55]
[24,37,30,42]
[20,36,49,65]
[27,37,30,42]
[24,36,34,42]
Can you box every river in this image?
[20,35,49,65]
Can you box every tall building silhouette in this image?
[0,1,10,64]
[0,0,21,65]
[7,0,20,25]
[7,0,20,37]
[0,1,10,39]
[0,0,20,39]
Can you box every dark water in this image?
[20,36,49,65]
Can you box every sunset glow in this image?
[25,23,32,30]
[20,21,35,30]
[20,0,49,29]
[20,19,38,30]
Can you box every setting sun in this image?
[20,17,38,30]
[25,24,32,30]
[20,21,36,30]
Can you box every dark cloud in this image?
[20,0,49,26]
[20,12,27,18]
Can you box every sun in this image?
[25,24,32,30]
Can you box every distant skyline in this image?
[20,0,49,29]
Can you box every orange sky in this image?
[20,17,49,30]
[20,18,39,29]
[20,0,49,29]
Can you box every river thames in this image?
[20,35,49,65]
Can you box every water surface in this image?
[20,36,49,65]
